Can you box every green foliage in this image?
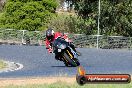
[0,0,131,36]
[0,60,7,69]
[0,0,58,31]
[48,14,96,34]
[67,0,132,36]
[63,0,98,35]
[100,0,132,36]
[3,81,132,88]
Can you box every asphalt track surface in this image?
[0,45,132,78]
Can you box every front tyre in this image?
[74,58,80,66]
[63,52,80,67]
[64,62,69,67]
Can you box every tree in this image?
[48,14,96,34]
[0,0,58,31]
[65,0,132,36]
[100,0,132,36]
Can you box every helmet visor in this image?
[47,35,54,41]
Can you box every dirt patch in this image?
[0,77,76,86]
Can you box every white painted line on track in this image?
[0,61,23,73]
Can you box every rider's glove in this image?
[49,48,53,53]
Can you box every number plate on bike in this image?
[58,49,61,52]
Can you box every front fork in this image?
[69,43,77,52]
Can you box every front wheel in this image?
[63,51,80,67]
[74,58,80,66]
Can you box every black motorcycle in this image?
[52,37,80,67]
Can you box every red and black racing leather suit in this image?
[45,32,71,53]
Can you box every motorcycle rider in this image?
[45,28,78,61]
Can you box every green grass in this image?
[3,81,132,88]
[0,60,7,69]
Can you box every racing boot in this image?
[55,54,62,61]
